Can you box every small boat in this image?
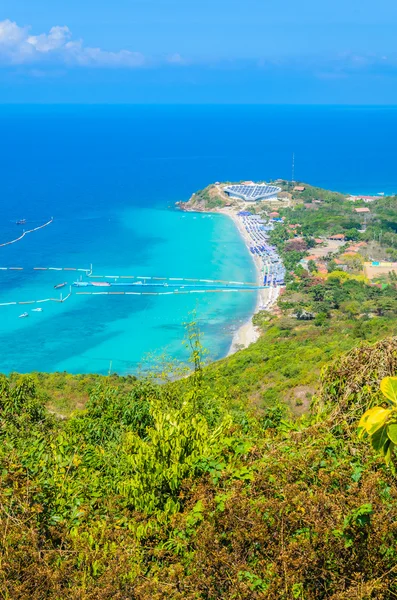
[16,219,27,225]
[91,281,111,287]
[32,307,43,312]
[19,312,29,318]
[54,282,67,289]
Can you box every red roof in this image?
[294,186,305,191]
[329,234,345,240]
[354,207,370,213]
[269,212,279,217]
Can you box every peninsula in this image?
[177,179,396,353]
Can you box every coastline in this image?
[177,192,284,358]
[219,208,271,355]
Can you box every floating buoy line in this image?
[0,263,274,312]
[0,218,54,248]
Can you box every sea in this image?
[1,104,397,375]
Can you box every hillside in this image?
[2,182,397,598]
[178,183,232,211]
[3,333,397,599]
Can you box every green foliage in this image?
[0,373,47,424]
[4,332,397,597]
[358,376,397,465]
[117,399,230,514]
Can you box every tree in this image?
[308,259,317,273]
[375,297,397,316]
[340,300,361,319]
[314,311,328,326]
[344,228,361,241]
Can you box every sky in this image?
[1,0,397,103]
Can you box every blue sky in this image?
[1,0,397,103]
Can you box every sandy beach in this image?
[219,207,278,355]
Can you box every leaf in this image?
[384,441,395,465]
[387,423,397,444]
[380,376,397,405]
[358,406,391,437]
[371,425,389,452]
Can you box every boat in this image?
[54,282,67,289]
[16,219,26,225]
[91,281,111,287]
[32,307,43,312]
[19,312,29,318]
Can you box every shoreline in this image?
[218,208,273,355]
[177,200,284,358]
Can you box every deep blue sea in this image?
[0,105,397,374]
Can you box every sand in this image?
[218,207,279,355]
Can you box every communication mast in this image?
[291,152,295,183]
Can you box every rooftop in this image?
[224,183,281,201]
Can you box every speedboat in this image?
[16,219,27,225]
[54,282,67,289]
[32,308,43,312]
[19,312,29,318]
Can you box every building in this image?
[328,233,346,241]
[354,207,370,213]
[223,182,281,202]
[293,185,306,192]
[349,195,378,203]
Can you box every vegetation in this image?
[3,332,397,598]
[359,376,397,466]
[3,182,397,597]
[183,185,228,210]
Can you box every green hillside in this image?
[2,183,397,599]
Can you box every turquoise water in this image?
[0,204,256,374]
[2,104,397,374]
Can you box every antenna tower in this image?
[291,152,295,183]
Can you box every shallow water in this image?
[1,104,396,373]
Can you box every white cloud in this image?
[166,53,186,65]
[0,20,145,68]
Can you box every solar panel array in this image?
[224,184,281,201]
